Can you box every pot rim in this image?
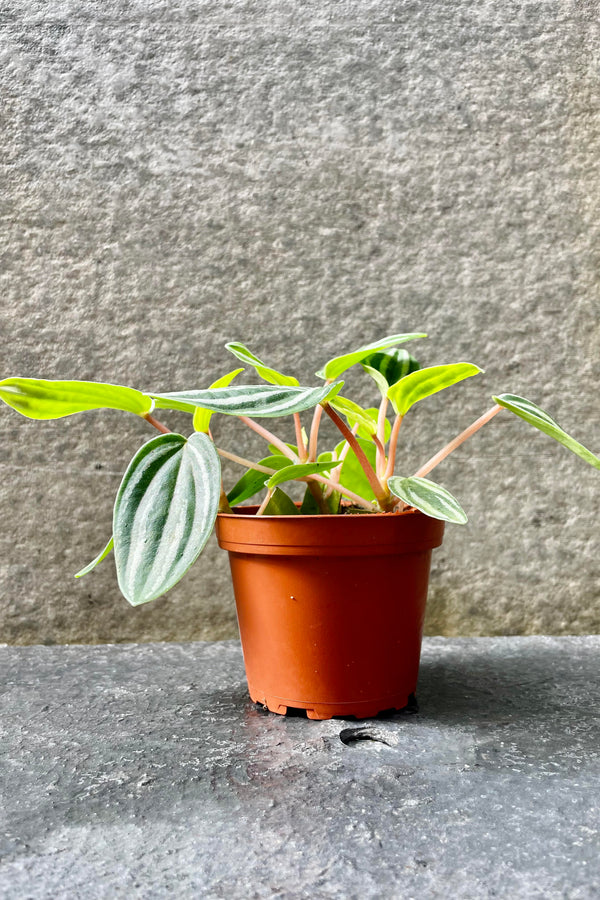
[215,504,445,556]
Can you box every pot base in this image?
[249,687,416,720]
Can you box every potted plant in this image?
[1,333,598,719]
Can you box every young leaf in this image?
[225,342,299,387]
[361,348,420,396]
[0,378,152,419]
[262,487,300,515]
[152,382,343,418]
[193,368,244,433]
[113,432,221,606]
[316,333,427,381]
[387,363,482,416]
[329,396,379,436]
[266,460,335,489]
[74,536,114,578]
[226,455,293,506]
[388,475,468,524]
[493,394,600,470]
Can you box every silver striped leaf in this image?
[113,432,221,606]
[493,394,600,470]
[388,475,468,524]
[151,382,343,418]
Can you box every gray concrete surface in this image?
[1,1,599,643]
[1,636,600,899]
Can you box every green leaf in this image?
[193,368,244,433]
[226,455,293,506]
[361,348,420,396]
[267,460,335,489]
[152,382,343,418]
[225,342,299,387]
[299,484,341,515]
[387,363,482,416]
[316,333,426,381]
[338,437,379,502]
[74,536,114,578]
[388,475,468,524]
[113,432,221,606]
[493,393,600,470]
[262,487,300,515]
[329,396,379,436]
[0,378,152,420]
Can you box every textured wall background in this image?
[1,0,599,645]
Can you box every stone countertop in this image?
[1,637,599,899]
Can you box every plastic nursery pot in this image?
[215,506,444,721]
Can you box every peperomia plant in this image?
[1,333,598,606]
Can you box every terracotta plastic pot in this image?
[215,507,444,720]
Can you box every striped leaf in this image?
[152,382,343,418]
[267,460,335,489]
[74,536,114,579]
[388,363,482,416]
[0,378,152,419]
[316,333,426,381]
[361,348,420,396]
[193,368,244,433]
[227,455,293,506]
[225,342,299,387]
[113,432,221,606]
[493,393,600,470]
[388,475,468,524]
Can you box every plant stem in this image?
[294,412,308,462]
[256,489,274,516]
[216,448,278,476]
[376,396,389,476]
[414,404,503,478]
[238,416,299,462]
[322,404,391,509]
[144,413,171,434]
[384,414,404,479]
[308,403,324,461]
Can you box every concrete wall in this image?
[1,0,599,645]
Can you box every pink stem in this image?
[238,416,299,462]
[216,448,277,475]
[294,413,308,461]
[308,403,324,461]
[322,404,391,509]
[256,489,274,516]
[414,404,503,478]
[384,414,404,479]
[376,396,389,476]
[144,413,171,434]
